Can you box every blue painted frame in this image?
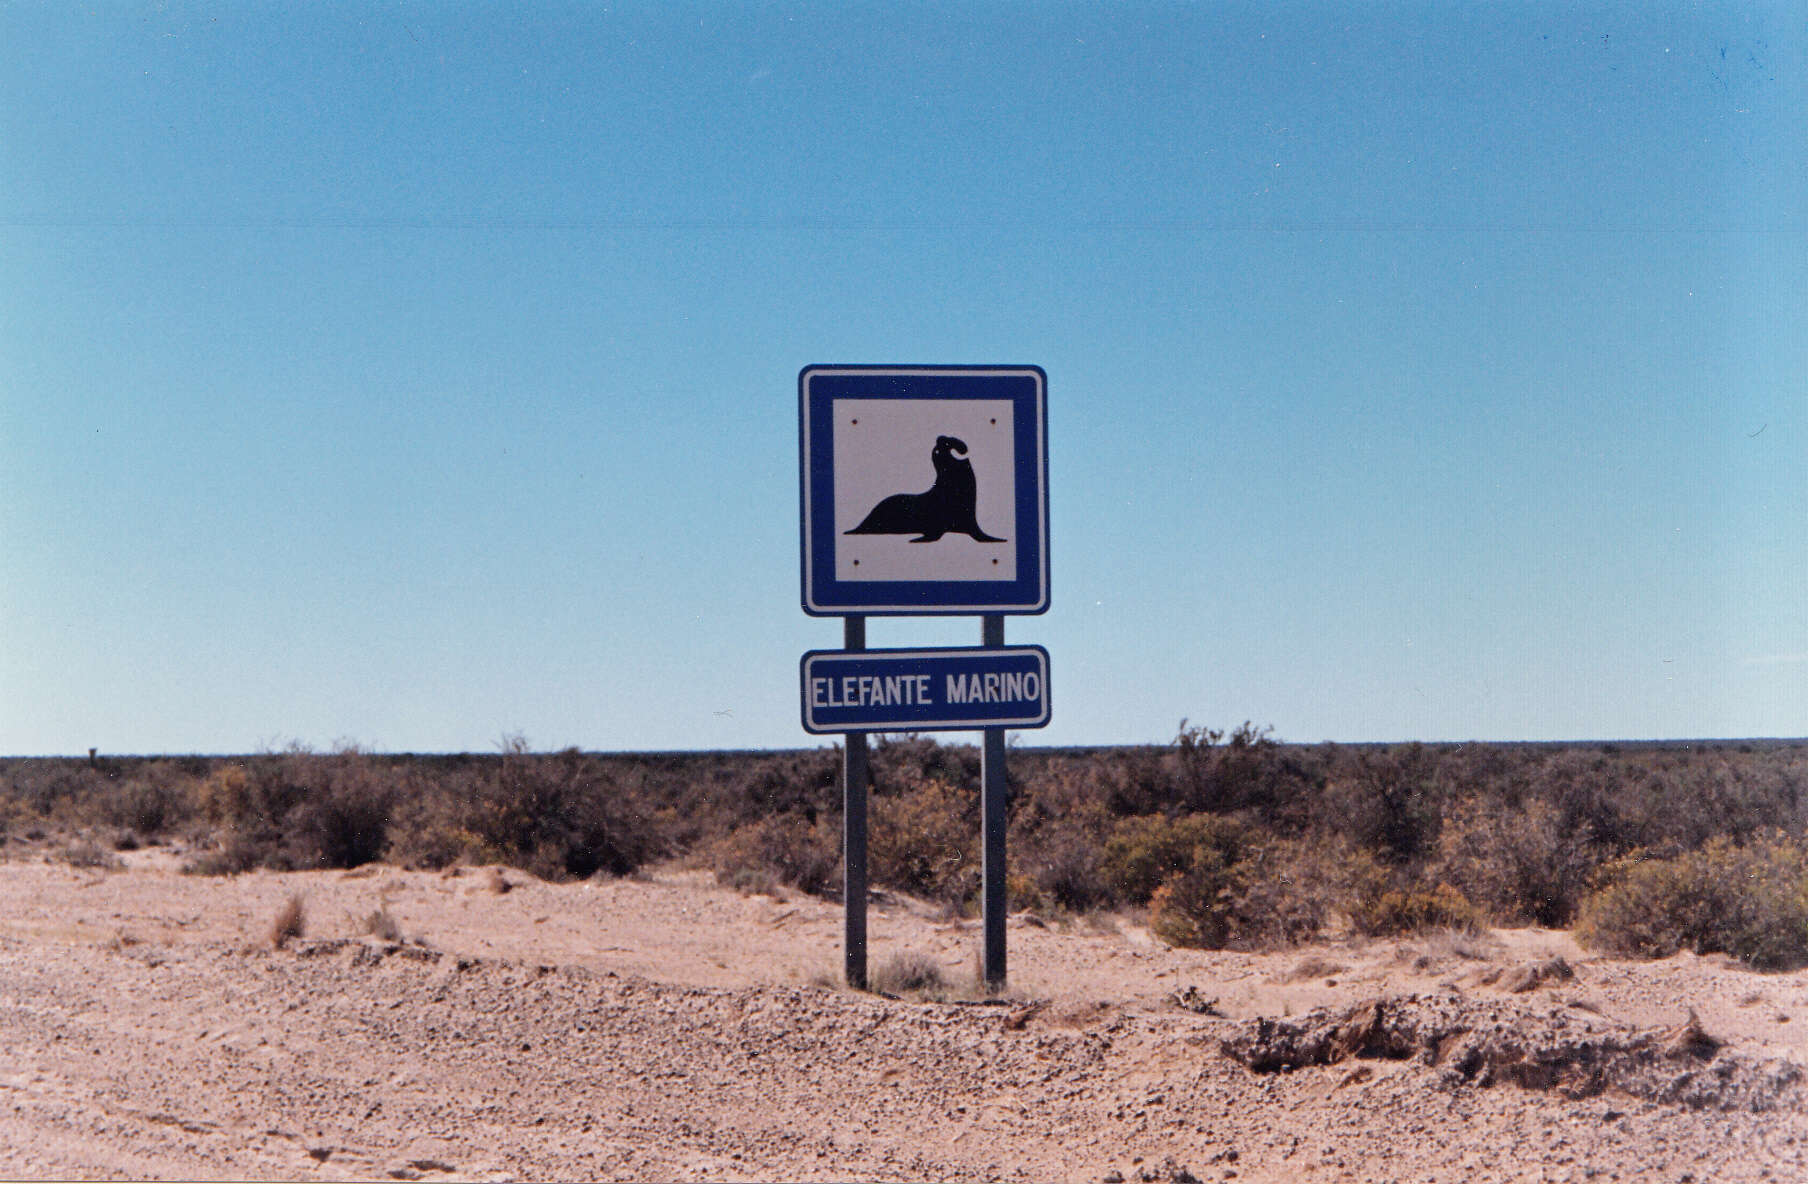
[800,365,1048,615]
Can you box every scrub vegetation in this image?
[4,728,1806,969]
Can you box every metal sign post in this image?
[979,613,1008,989]
[842,615,869,991]
[800,365,1048,995]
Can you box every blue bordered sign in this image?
[801,646,1051,733]
[801,365,1048,615]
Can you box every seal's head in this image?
[933,435,969,459]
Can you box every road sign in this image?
[800,645,1051,733]
[800,365,1048,615]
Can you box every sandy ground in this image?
[1,843,1804,1183]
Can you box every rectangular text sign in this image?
[800,646,1051,734]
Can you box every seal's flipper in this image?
[845,492,925,535]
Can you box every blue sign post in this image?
[800,365,1049,994]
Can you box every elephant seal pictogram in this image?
[845,435,1007,544]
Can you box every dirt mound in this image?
[1219,993,1803,1112]
[5,859,1806,1181]
[1494,956,1575,992]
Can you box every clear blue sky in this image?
[3,1,1803,755]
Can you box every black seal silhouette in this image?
[845,435,1007,543]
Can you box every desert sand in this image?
[2,845,1803,1183]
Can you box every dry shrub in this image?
[188,748,399,872]
[183,830,269,876]
[728,750,845,823]
[870,775,976,905]
[1498,957,1574,992]
[268,892,306,948]
[1172,719,1289,814]
[1149,860,1240,949]
[197,765,252,826]
[1145,848,1335,951]
[1352,883,1484,937]
[386,815,502,870]
[60,838,123,871]
[1018,827,1108,910]
[1432,797,1596,926]
[484,865,512,894]
[719,865,781,897]
[1227,837,1364,947]
[1400,927,1500,968]
[361,907,403,942]
[870,736,980,797]
[1575,831,1808,970]
[285,750,397,870]
[707,813,840,898]
[93,764,197,837]
[1139,815,1255,949]
[429,743,667,880]
[869,950,948,998]
[1316,746,1443,864]
[1008,761,1115,912]
[1132,819,1379,950]
[1282,955,1348,982]
[1005,871,1045,913]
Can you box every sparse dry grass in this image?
[869,950,949,1000]
[718,865,781,897]
[60,838,123,871]
[268,892,305,949]
[361,907,403,942]
[1282,955,1349,983]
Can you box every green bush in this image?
[1102,813,1246,905]
[1575,832,1808,970]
